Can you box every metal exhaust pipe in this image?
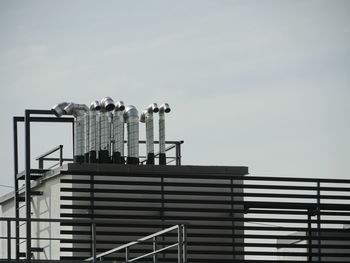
[52,102,69,117]
[99,97,115,163]
[87,100,101,163]
[52,102,89,163]
[123,105,139,164]
[158,103,171,165]
[112,101,125,164]
[140,103,159,164]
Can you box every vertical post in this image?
[307,210,312,262]
[177,225,183,263]
[72,122,75,157]
[25,110,31,261]
[317,181,321,261]
[230,178,235,258]
[13,117,20,260]
[153,236,157,263]
[59,145,63,166]
[125,247,129,262]
[175,142,182,166]
[175,142,180,166]
[91,222,96,262]
[38,158,43,169]
[182,225,187,263]
[7,220,11,260]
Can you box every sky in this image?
[0,0,349,197]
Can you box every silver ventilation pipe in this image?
[52,102,89,163]
[159,103,171,165]
[123,105,139,164]
[99,97,115,163]
[52,102,70,117]
[140,103,159,164]
[112,101,125,164]
[87,100,101,163]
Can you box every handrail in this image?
[35,145,63,160]
[35,145,64,169]
[139,140,183,165]
[85,224,186,262]
[0,217,186,262]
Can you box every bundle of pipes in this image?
[52,98,171,165]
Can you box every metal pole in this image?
[38,158,43,169]
[176,142,182,166]
[72,121,75,157]
[317,181,321,261]
[91,222,96,262]
[177,225,183,263]
[7,220,11,260]
[152,236,157,263]
[59,145,63,166]
[125,247,129,262]
[230,178,235,258]
[182,225,187,263]
[13,117,20,260]
[175,142,180,166]
[307,210,312,262]
[25,110,31,261]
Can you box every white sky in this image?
[0,0,349,196]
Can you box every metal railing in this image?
[0,217,186,263]
[35,145,73,169]
[139,140,184,165]
[35,140,184,169]
[85,224,186,263]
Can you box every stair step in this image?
[17,174,43,180]
[31,247,44,252]
[30,191,43,196]
[16,169,49,180]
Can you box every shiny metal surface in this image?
[115,101,125,111]
[51,102,69,117]
[63,103,89,117]
[159,103,171,154]
[53,102,89,158]
[123,105,139,158]
[84,113,90,154]
[101,97,115,112]
[99,97,115,156]
[159,103,171,114]
[75,114,85,157]
[140,103,159,156]
[113,102,125,155]
[90,100,101,111]
[52,102,89,159]
[99,111,109,151]
[88,101,100,153]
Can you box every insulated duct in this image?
[52,102,89,163]
[99,97,115,163]
[159,103,171,165]
[87,100,101,163]
[112,101,125,164]
[140,103,159,164]
[123,105,139,164]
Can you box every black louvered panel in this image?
[60,170,243,262]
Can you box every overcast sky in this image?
[0,0,349,196]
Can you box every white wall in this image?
[0,173,69,260]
